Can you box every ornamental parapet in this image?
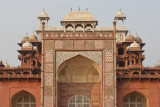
[0,66,41,79]
[117,74,160,79]
[117,67,160,79]
[42,32,114,40]
[0,74,41,79]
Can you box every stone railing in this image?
[117,74,160,79]
[0,74,41,79]
[42,32,114,39]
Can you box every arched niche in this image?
[75,24,83,31]
[122,91,147,107]
[118,47,124,55]
[57,55,101,83]
[66,24,74,31]
[118,61,125,67]
[85,24,93,31]
[11,90,36,107]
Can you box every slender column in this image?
[139,53,142,65]
[83,22,85,32]
[46,20,48,27]
[125,59,128,67]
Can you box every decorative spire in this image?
[119,8,121,12]
[86,8,88,11]
[71,8,72,11]
[128,30,131,34]
[79,7,80,11]
[136,32,139,37]
[26,33,28,37]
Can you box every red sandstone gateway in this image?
[0,9,158,107]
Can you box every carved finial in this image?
[136,32,139,37]
[71,8,72,11]
[128,30,131,34]
[43,8,45,11]
[86,8,88,11]
[79,7,80,11]
[120,8,121,12]
[26,33,28,37]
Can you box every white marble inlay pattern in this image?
[56,51,102,71]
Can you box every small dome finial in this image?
[71,8,72,11]
[26,33,28,37]
[120,8,121,12]
[128,30,131,34]
[79,7,80,11]
[86,8,88,11]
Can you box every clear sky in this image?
[0,0,160,67]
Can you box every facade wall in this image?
[0,80,41,107]
[117,79,160,107]
[42,32,116,107]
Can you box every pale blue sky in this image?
[0,0,160,67]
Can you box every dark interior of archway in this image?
[118,48,124,55]
[119,61,125,67]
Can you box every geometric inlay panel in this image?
[44,73,53,86]
[104,50,113,62]
[105,40,113,50]
[44,87,53,96]
[56,51,102,71]
[55,40,63,49]
[105,63,113,73]
[104,97,114,107]
[44,64,53,72]
[45,40,54,50]
[104,73,113,87]
[84,40,93,49]
[94,40,104,49]
[74,40,84,49]
[44,96,53,107]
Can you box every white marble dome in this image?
[33,46,37,50]
[125,33,134,40]
[4,62,10,67]
[135,34,142,42]
[156,61,160,67]
[29,33,38,40]
[22,41,33,48]
[116,10,126,18]
[39,9,48,17]
[22,34,29,41]
[130,41,140,48]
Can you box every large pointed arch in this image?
[11,90,36,107]
[57,55,101,83]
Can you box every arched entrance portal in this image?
[57,55,101,107]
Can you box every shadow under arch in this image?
[57,54,101,83]
[122,91,147,107]
[11,90,36,107]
